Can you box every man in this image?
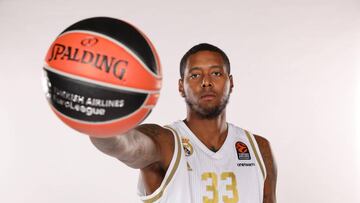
[90,43,277,203]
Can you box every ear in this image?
[229,75,234,93]
[178,78,185,97]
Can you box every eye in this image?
[212,71,222,76]
[190,73,200,79]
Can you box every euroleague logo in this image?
[235,141,251,160]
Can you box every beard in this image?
[185,94,230,119]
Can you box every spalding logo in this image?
[80,37,99,47]
[47,43,128,80]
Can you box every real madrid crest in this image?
[182,137,193,156]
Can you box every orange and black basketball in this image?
[42,17,161,137]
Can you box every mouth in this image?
[200,93,217,101]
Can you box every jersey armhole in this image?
[138,126,182,203]
[244,130,267,181]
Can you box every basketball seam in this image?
[134,27,162,76]
[43,65,160,94]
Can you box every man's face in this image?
[179,51,233,118]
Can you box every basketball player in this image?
[90,43,277,203]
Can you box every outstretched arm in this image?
[89,124,173,169]
[255,135,277,203]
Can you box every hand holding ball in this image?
[43,17,161,137]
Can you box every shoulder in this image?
[136,123,172,135]
[136,123,175,168]
[253,134,271,149]
[252,134,277,179]
[253,134,277,202]
[250,134,276,177]
[252,134,275,168]
[136,124,175,156]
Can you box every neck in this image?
[184,109,228,151]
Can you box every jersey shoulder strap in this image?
[243,129,267,180]
[138,125,183,203]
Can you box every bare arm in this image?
[255,135,277,203]
[89,124,173,169]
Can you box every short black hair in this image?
[179,43,230,78]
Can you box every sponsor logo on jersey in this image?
[235,141,251,160]
[237,163,255,167]
[182,137,193,156]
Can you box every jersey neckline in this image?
[177,120,233,159]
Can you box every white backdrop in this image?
[0,0,359,202]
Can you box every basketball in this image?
[42,17,162,137]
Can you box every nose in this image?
[201,75,213,88]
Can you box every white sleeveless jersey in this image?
[138,120,267,203]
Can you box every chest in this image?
[181,136,264,203]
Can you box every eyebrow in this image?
[188,65,223,72]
